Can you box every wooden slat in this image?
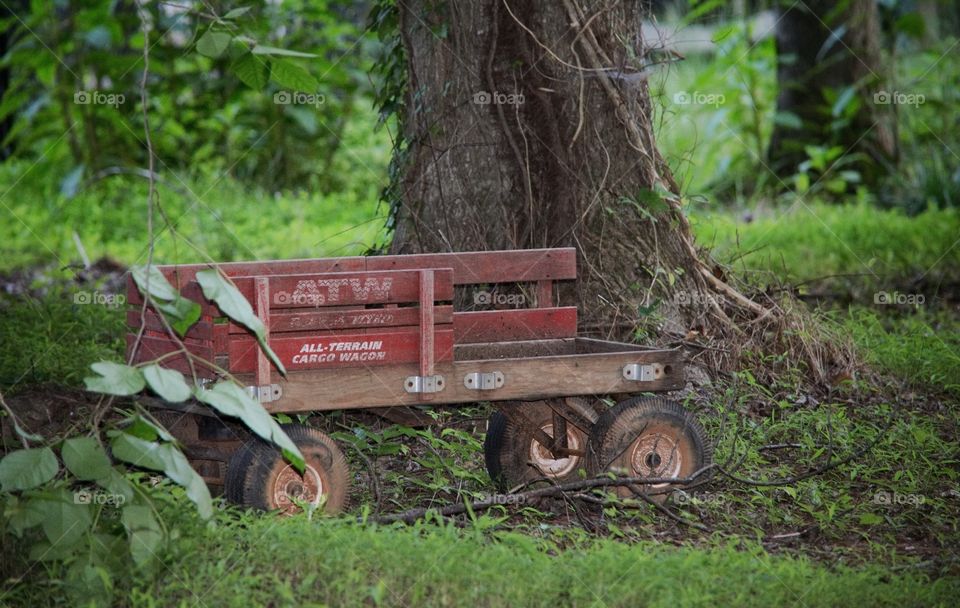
[453,307,578,344]
[146,248,574,287]
[125,334,215,378]
[251,345,684,413]
[230,269,453,309]
[366,248,576,285]
[240,305,454,334]
[154,258,367,289]
[254,277,271,386]
[126,310,213,341]
[227,329,455,373]
[419,270,435,400]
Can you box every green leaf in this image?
[142,365,192,403]
[131,265,180,302]
[153,296,202,338]
[5,495,46,535]
[252,45,317,58]
[84,362,145,396]
[34,489,93,548]
[223,6,253,19]
[96,468,135,504]
[195,269,286,375]
[831,86,857,118]
[121,504,164,568]
[0,447,59,491]
[773,111,803,130]
[859,512,883,525]
[131,265,202,338]
[196,30,232,58]
[62,437,112,481]
[269,58,319,93]
[110,433,213,519]
[231,52,270,90]
[895,13,925,39]
[194,382,304,470]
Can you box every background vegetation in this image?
[0,0,958,606]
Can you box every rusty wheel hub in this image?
[529,424,582,478]
[272,462,324,514]
[629,433,682,487]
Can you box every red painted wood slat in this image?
[227,329,454,373]
[452,307,578,344]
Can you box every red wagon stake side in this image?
[127,248,712,515]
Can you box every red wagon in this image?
[127,248,711,513]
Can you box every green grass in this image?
[0,286,125,392]
[10,510,936,607]
[0,169,387,272]
[841,307,960,398]
[692,201,960,290]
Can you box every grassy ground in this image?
[132,514,957,607]
[2,22,960,608]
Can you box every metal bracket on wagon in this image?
[622,363,665,382]
[404,375,446,394]
[463,371,505,390]
[245,384,283,403]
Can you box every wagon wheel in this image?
[225,424,350,515]
[484,401,589,491]
[587,397,712,503]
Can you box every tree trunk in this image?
[389,0,767,346]
[767,0,897,182]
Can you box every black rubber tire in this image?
[587,396,712,501]
[224,424,350,514]
[484,401,589,492]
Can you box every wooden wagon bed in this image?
[126,247,683,413]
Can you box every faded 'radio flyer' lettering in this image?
[290,340,387,364]
[286,277,394,306]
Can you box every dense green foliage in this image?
[0,1,379,192]
[1,1,959,606]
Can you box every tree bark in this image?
[767,0,897,182]
[389,0,755,342]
